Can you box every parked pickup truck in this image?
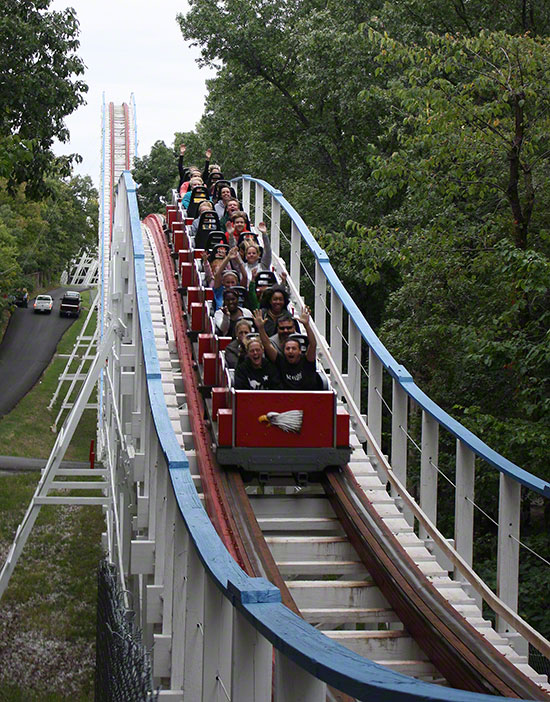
[33,295,53,314]
[59,291,82,318]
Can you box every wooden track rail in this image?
[148,204,550,699]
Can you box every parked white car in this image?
[33,295,54,314]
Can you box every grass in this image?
[0,288,103,701]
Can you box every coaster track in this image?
[97,105,550,699]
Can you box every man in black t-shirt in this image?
[254,306,321,391]
[234,338,282,390]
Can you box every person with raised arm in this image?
[240,221,272,282]
[234,337,282,390]
[253,306,321,390]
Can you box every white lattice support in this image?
[202,575,233,702]
[167,514,190,689]
[314,259,327,340]
[496,473,521,635]
[161,483,177,638]
[274,651,327,702]
[254,181,264,229]
[290,221,301,289]
[330,289,343,373]
[182,541,205,697]
[0,324,117,599]
[231,608,272,701]
[419,411,439,541]
[367,349,383,451]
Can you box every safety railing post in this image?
[497,473,521,639]
[231,609,272,701]
[419,411,439,540]
[347,321,362,411]
[454,440,475,579]
[330,289,343,373]
[254,182,264,229]
[274,651,327,701]
[391,380,412,524]
[242,178,251,214]
[271,197,281,257]
[367,349,383,450]
[290,221,301,290]
[314,260,327,339]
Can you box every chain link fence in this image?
[95,559,158,702]
[530,644,550,679]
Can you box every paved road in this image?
[0,287,78,417]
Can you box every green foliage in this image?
[174,3,550,636]
[0,0,87,197]
[178,0,389,229]
[0,176,97,310]
[132,140,178,216]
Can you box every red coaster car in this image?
[216,389,351,474]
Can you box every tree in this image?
[132,141,177,216]
[351,30,550,480]
[0,175,98,288]
[178,0,389,229]
[0,0,87,197]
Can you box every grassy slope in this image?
[0,290,102,701]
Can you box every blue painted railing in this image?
[236,175,550,498]
[118,169,548,699]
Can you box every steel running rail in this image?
[113,169,547,701]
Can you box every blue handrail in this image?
[236,175,550,499]
[123,170,538,701]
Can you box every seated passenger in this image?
[259,284,292,336]
[220,199,242,230]
[178,143,212,194]
[268,313,298,355]
[190,201,216,237]
[247,269,278,310]
[203,247,246,310]
[214,288,253,338]
[182,176,207,209]
[234,338,282,390]
[241,222,272,283]
[224,318,254,369]
[215,185,234,218]
[254,306,321,390]
[207,170,224,194]
[226,211,252,242]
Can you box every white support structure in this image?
[0,324,117,599]
[230,176,550,675]
[48,292,100,426]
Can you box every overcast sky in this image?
[51,0,214,186]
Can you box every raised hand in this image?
[229,246,239,259]
[226,221,235,236]
[257,221,267,234]
[253,309,265,329]
[205,148,212,159]
[298,305,311,327]
[179,143,186,155]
